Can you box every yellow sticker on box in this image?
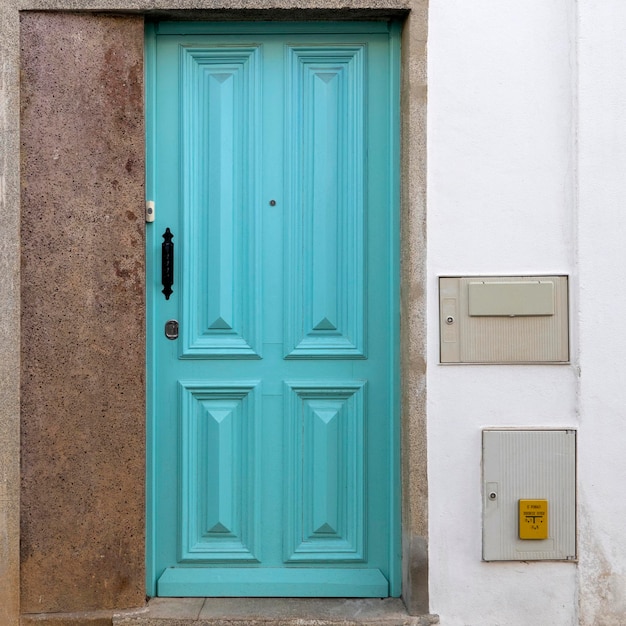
[519,499,548,540]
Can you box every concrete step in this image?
[112,598,440,626]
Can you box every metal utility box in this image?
[439,275,569,363]
[482,429,576,561]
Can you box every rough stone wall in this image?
[399,7,428,616]
[20,12,146,614]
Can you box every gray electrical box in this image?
[440,275,569,363]
[482,429,576,561]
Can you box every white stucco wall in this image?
[428,1,626,624]
[577,2,626,625]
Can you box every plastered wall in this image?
[577,2,626,624]
[428,0,626,624]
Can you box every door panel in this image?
[284,45,365,358]
[180,46,262,358]
[179,381,261,563]
[147,22,400,598]
[284,381,365,562]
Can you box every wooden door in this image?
[147,21,401,597]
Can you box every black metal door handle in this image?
[162,228,174,300]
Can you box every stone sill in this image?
[22,598,439,625]
[113,598,439,625]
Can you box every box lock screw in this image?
[489,492,497,500]
[446,316,455,325]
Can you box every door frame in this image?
[144,19,402,598]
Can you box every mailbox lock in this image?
[445,316,455,325]
[489,492,497,500]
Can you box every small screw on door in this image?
[269,200,277,206]
[446,316,455,325]
[489,492,497,500]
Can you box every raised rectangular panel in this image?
[180,47,261,358]
[284,46,366,358]
[284,381,365,562]
[482,429,576,561]
[440,276,569,363]
[179,381,260,562]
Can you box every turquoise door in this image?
[146,21,400,598]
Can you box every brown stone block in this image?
[20,12,146,614]
[21,612,113,626]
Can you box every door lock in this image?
[165,319,179,340]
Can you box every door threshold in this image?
[113,597,439,625]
